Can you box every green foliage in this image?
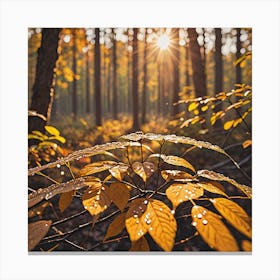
[28,132,252,252]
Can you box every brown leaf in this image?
[59,190,74,213]
[130,236,150,251]
[132,161,156,182]
[80,161,117,176]
[191,205,238,251]
[104,213,126,240]
[28,220,52,251]
[28,202,50,218]
[161,170,194,182]
[107,183,130,211]
[109,164,129,181]
[198,182,228,197]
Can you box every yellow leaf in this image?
[59,190,74,213]
[104,213,126,240]
[108,183,130,211]
[161,170,194,182]
[188,102,199,112]
[233,118,242,127]
[45,125,60,136]
[242,140,252,149]
[82,183,111,216]
[241,240,252,251]
[201,105,208,112]
[211,198,252,238]
[130,236,150,251]
[125,198,149,241]
[198,182,228,197]
[193,109,199,115]
[224,120,234,130]
[109,164,129,181]
[28,220,52,251]
[80,161,117,176]
[166,183,204,209]
[191,206,238,251]
[132,161,156,182]
[144,199,177,251]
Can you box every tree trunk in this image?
[112,30,118,119]
[132,28,139,130]
[94,28,102,126]
[171,28,180,116]
[188,28,207,97]
[141,28,148,124]
[29,28,61,134]
[85,46,90,114]
[72,29,78,121]
[215,28,223,94]
[185,43,190,89]
[236,28,242,84]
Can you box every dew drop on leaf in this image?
[171,210,175,215]
[143,200,148,205]
[202,219,208,225]
[197,213,203,219]
[192,222,197,227]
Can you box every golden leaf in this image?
[201,105,208,112]
[104,213,126,240]
[242,140,252,149]
[109,164,129,181]
[166,183,204,209]
[132,161,156,182]
[45,125,60,136]
[82,183,111,216]
[224,120,234,130]
[130,236,150,251]
[161,170,194,182]
[188,102,199,112]
[241,240,252,251]
[198,182,228,197]
[125,198,148,241]
[80,161,117,176]
[144,199,177,251]
[107,183,130,211]
[191,205,238,251]
[211,198,252,238]
[28,202,50,218]
[28,220,52,251]
[59,190,74,213]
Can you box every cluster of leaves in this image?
[28,132,252,252]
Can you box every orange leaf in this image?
[109,164,129,181]
[80,161,117,176]
[130,236,150,251]
[59,190,74,213]
[161,170,194,182]
[241,240,252,251]
[108,183,130,211]
[104,213,126,240]
[198,182,228,197]
[132,161,156,182]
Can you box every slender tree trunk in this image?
[94,28,102,126]
[188,28,207,97]
[236,28,242,84]
[85,47,90,114]
[171,28,180,116]
[157,61,161,116]
[72,29,78,121]
[141,28,148,124]
[185,43,190,88]
[202,28,207,96]
[112,30,118,119]
[29,28,61,134]
[132,28,139,130]
[215,28,223,94]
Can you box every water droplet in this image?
[56,164,61,168]
[203,210,207,215]
[143,200,148,205]
[202,219,208,225]
[94,203,98,208]
[101,186,105,191]
[171,210,175,215]
[133,214,138,218]
[197,213,203,219]
[136,220,139,224]
[84,206,88,209]
[149,227,153,231]
[179,186,182,189]
[60,171,65,176]
[192,222,197,227]
[45,223,49,227]
[179,199,183,202]
[159,208,163,211]
[145,219,151,225]
[96,196,100,201]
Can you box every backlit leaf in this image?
[224,120,234,130]
[59,190,74,213]
[161,170,194,182]
[108,182,130,211]
[132,161,156,182]
[201,105,208,112]
[80,161,117,176]
[28,220,52,251]
[188,102,199,112]
[211,198,252,238]
[104,213,126,240]
[241,240,252,251]
[109,164,129,181]
[82,183,111,216]
[45,125,60,136]
[28,202,50,218]
[166,183,204,209]
[130,236,150,251]
[198,182,228,197]
[191,205,238,251]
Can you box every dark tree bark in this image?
[236,28,242,84]
[94,28,102,126]
[132,28,139,131]
[171,28,180,116]
[185,42,190,88]
[188,28,207,97]
[112,29,118,119]
[157,61,161,116]
[215,28,223,94]
[85,46,90,114]
[72,29,78,121]
[29,28,61,134]
[141,28,148,124]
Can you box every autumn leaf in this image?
[80,161,117,176]
[198,182,228,197]
[166,183,204,209]
[107,182,130,211]
[132,161,156,182]
[191,205,238,251]
[28,220,52,251]
[224,120,234,130]
[82,183,111,216]
[59,190,74,213]
[211,198,252,238]
[242,140,252,149]
[28,202,50,218]
[45,125,60,136]
[241,240,252,251]
[161,170,194,182]
[130,236,150,251]
[188,101,199,112]
[104,213,126,240]
[109,164,129,181]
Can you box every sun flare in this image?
[156,34,170,50]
